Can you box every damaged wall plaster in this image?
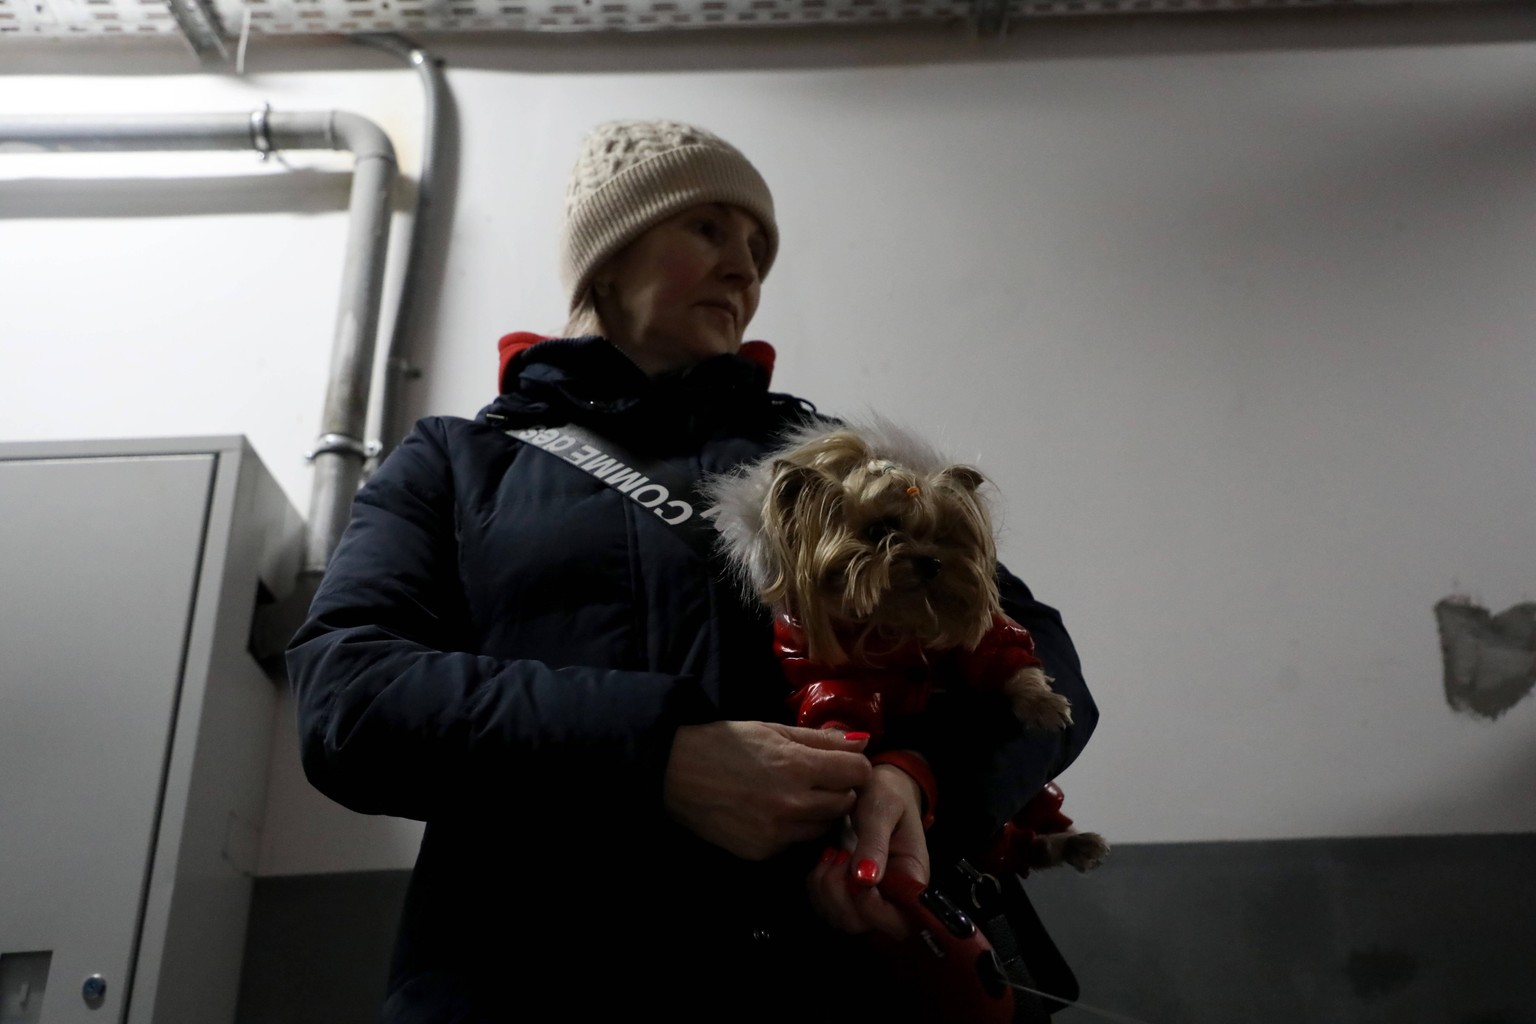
[1434,597,1536,720]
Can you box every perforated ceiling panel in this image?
[0,0,1498,36]
[218,0,969,34]
[0,0,974,34]
[2,0,180,34]
[267,0,983,33]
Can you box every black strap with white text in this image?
[489,416,719,561]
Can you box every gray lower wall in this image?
[1027,833,1536,1024]
[237,833,1536,1024]
[237,870,408,1024]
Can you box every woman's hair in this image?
[563,288,605,339]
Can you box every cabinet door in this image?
[0,454,214,1024]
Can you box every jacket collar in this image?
[497,332,776,395]
[483,333,780,433]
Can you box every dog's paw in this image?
[1063,832,1110,873]
[1036,831,1110,873]
[1009,685,1073,731]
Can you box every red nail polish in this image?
[844,731,870,742]
[819,847,837,866]
[832,849,851,866]
[855,859,879,885]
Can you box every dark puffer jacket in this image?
[286,335,1097,1022]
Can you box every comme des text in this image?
[510,426,694,525]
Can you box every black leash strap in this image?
[498,420,719,560]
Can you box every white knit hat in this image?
[559,119,779,313]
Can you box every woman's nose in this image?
[719,236,758,282]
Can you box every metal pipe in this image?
[0,110,398,577]
[296,113,397,575]
[352,33,449,458]
[1,112,273,152]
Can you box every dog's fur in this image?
[706,416,1067,726]
[704,416,1107,873]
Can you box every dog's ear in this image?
[768,461,827,517]
[763,462,835,564]
[941,465,987,492]
[760,462,834,611]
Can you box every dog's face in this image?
[759,431,1002,662]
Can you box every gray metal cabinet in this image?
[0,438,302,1024]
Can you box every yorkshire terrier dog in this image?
[705,418,1107,874]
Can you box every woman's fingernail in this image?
[832,849,851,866]
[819,847,838,866]
[844,731,870,742]
[854,859,879,885]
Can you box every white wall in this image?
[3,16,1534,875]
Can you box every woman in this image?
[287,120,1096,1022]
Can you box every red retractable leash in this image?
[874,868,1017,1024]
[875,867,1160,1024]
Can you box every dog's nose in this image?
[914,556,942,581]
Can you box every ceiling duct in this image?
[0,0,1514,41]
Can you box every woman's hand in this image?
[806,762,931,941]
[663,721,872,861]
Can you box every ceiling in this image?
[0,0,1505,40]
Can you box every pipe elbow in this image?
[328,111,396,167]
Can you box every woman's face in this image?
[596,203,768,375]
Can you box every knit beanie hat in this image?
[559,119,779,313]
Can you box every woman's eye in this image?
[695,218,720,239]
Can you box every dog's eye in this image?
[863,519,899,543]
